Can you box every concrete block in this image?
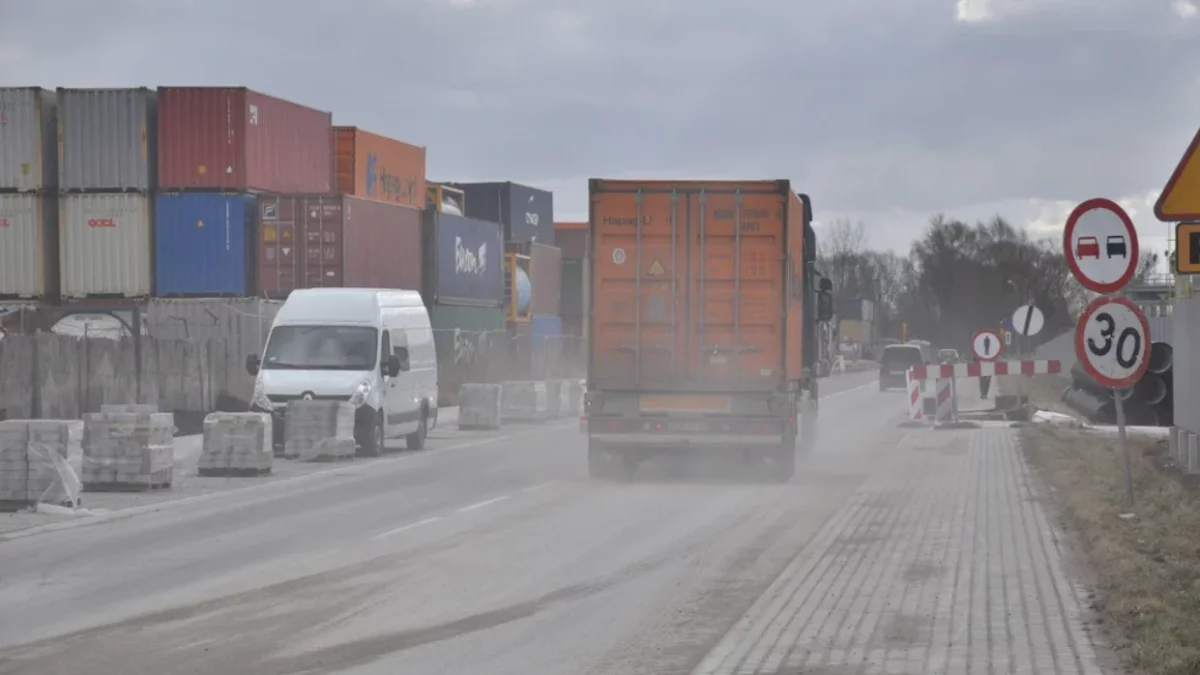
[100,404,159,414]
[82,412,175,487]
[567,380,585,418]
[201,412,273,473]
[501,381,548,423]
[545,380,564,418]
[26,420,83,504]
[458,384,502,430]
[283,401,355,461]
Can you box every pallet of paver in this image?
[100,404,159,414]
[0,421,30,511]
[501,381,548,423]
[26,420,83,507]
[82,412,176,492]
[458,384,502,430]
[283,401,356,462]
[198,412,273,477]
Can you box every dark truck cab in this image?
[878,344,925,391]
[582,179,834,482]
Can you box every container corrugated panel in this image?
[560,258,584,317]
[0,193,58,298]
[0,88,57,191]
[428,304,507,398]
[554,229,588,259]
[59,193,153,297]
[57,88,156,192]
[255,195,422,298]
[423,210,504,308]
[528,243,562,315]
[155,193,256,296]
[157,87,332,193]
[451,182,554,245]
[334,127,426,208]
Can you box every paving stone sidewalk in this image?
[693,427,1110,675]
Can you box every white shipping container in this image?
[57,88,156,191]
[0,193,58,298]
[59,193,152,297]
[0,88,57,191]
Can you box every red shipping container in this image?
[158,87,333,193]
[255,194,422,299]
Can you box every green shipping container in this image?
[429,304,507,406]
[561,258,585,317]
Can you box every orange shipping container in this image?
[588,179,814,393]
[334,127,426,208]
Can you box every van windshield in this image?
[262,326,379,370]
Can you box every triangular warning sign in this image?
[1155,127,1200,222]
[647,258,665,276]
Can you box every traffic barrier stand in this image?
[458,384,503,430]
[198,412,272,477]
[906,360,1062,429]
[900,370,926,427]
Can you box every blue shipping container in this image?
[449,181,554,246]
[155,192,256,296]
[423,210,504,308]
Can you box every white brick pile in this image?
[26,420,83,505]
[501,381,548,422]
[0,421,29,505]
[283,400,356,461]
[82,412,175,489]
[199,412,273,475]
[458,384,502,430]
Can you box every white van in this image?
[246,288,438,456]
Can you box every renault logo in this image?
[302,393,314,401]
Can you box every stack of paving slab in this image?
[501,381,549,423]
[458,383,502,430]
[198,412,273,476]
[82,406,175,491]
[283,400,356,461]
[0,420,85,509]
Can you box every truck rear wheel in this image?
[588,443,635,482]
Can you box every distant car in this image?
[1076,236,1100,259]
[938,349,959,363]
[879,344,925,391]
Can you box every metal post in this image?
[1114,390,1134,506]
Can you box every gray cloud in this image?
[2,0,1197,243]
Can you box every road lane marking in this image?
[457,495,510,513]
[521,482,555,494]
[372,516,442,540]
[823,380,878,399]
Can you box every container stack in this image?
[0,87,58,303]
[555,221,589,378]
[57,88,157,300]
[81,411,175,490]
[421,208,506,403]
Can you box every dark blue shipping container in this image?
[422,210,504,307]
[448,181,554,246]
[155,192,256,296]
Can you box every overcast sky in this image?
[3,0,1198,256]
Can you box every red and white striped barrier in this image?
[908,359,1062,381]
[906,370,923,421]
[935,377,953,422]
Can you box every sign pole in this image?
[1113,389,1134,506]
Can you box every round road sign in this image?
[1011,304,1045,337]
[972,329,1002,361]
[1075,295,1151,389]
[1063,198,1139,294]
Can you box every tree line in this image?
[817,216,1161,353]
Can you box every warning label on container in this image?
[647,258,665,276]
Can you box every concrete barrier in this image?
[545,380,565,419]
[567,380,584,417]
[100,404,159,414]
[501,381,548,423]
[283,401,356,462]
[199,412,273,476]
[82,412,175,490]
[458,384,502,430]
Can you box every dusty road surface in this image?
[0,371,1112,675]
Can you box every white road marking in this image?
[457,495,510,513]
[372,516,441,540]
[823,379,878,400]
[521,481,555,494]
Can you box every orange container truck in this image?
[583,179,834,482]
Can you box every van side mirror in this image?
[246,354,260,375]
[385,354,402,377]
[818,277,833,293]
[391,347,411,374]
[816,291,834,322]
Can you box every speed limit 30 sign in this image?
[1075,295,1151,389]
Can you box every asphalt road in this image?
[0,370,902,675]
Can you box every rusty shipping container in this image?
[0,193,59,299]
[334,127,426,209]
[59,192,153,298]
[0,87,57,192]
[157,87,332,193]
[57,88,156,191]
[256,194,422,299]
[506,241,562,315]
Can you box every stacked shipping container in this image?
[0,88,58,300]
[554,221,589,377]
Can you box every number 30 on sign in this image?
[1074,295,1151,389]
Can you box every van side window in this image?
[380,330,392,364]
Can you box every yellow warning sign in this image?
[647,258,665,276]
[1156,127,1200,221]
